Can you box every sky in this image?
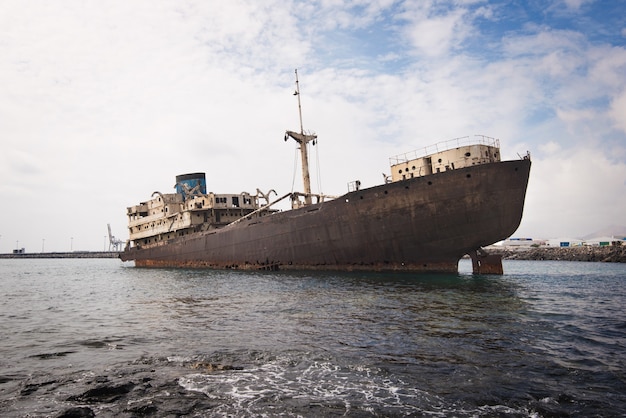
[1,0,625,252]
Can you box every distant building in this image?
[585,236,625,246]
[12,248,25,254]
[502,238,545,247]
[547,238,583,247]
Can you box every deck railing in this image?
[389,135,500,166]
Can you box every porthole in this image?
[466,174,471,178]
[428,181,432,185]
[465,152,471,157]
[438,158,442,163]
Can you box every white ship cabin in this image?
[126,173,263,249]
[389,135,501,182]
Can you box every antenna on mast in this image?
[285,69,317,206]
[294,69,305,135]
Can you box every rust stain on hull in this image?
[133,258,460,273]
[469,251,504,274]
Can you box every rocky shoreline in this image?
[489,246,626,263]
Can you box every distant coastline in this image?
[2,247,624,263]
[0,251,120,259]
[490,245,626,263]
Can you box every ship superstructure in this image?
[389,136,501,181]
[126,173,273,250]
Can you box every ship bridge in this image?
[389,135,501,182]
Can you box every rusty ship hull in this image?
[120,158,531,273]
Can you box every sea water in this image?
[0,258,624,417]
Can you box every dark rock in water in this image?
[117,377,221,416]
[29,351,76,359]
[123,403,158,415]
[55,406,95,418]
[94,375,109,384]
[67,381,135,403]
[20,378,58,396]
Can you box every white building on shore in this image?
[585,236,625,246]
[501,238,546,247]
[547,238,584,247]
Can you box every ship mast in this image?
[285,69,316,206]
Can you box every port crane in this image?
[107,224,124,251]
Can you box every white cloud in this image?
[609,90,626,134]
[0,0,625,251]
[538,141,562,155]
[399,2,473,57]
[560,0,590,11]
[407,10,468,56]
[517,147,626,239]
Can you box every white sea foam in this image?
[178,359,442,416]
[166,355,193,364]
